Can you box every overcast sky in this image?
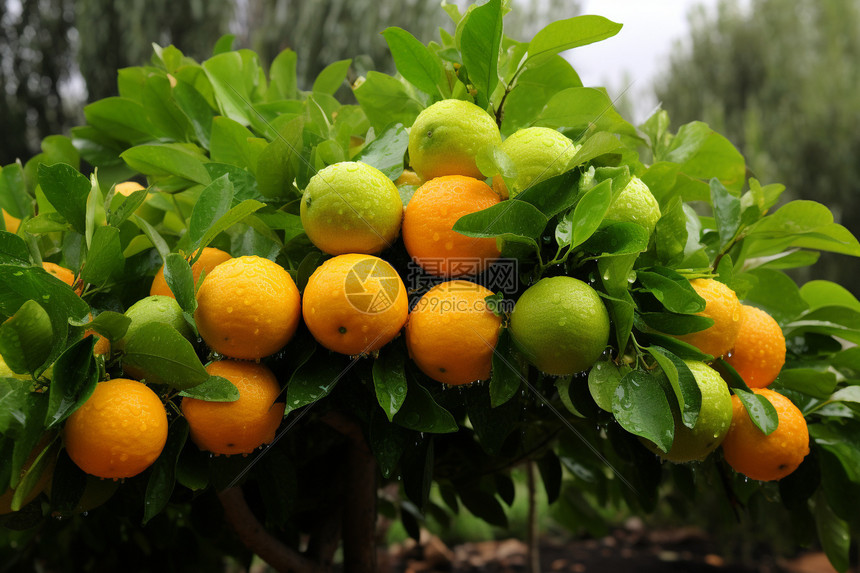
[567,0,749,123]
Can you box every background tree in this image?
[656,0,860,293]
[0,0,578,164]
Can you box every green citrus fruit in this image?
[408,99,502,181]
[509,276,610,375]
[118,295,194,351]
[300,161,403,255]
[493,127,579,198]
[645,360,733,463]
[604,176,662,233]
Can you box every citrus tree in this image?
[2,1,860,571]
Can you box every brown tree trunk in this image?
[321,411,378,573]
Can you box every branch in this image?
[320,411,377,573]
[218,487,323,573]
[526,461,540,573]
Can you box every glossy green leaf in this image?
[312,59,351,95]
[459,0,502,100]
[526,15,623,67]
[178,375,239,402]
[665,121,746,192]
[173,79,215,148]
[256,116,304,198]
[453,200,547,244]
[534,87,638,139]
[189,174,234,250]
[44,336,98,428]
[0,162,30,219]
[588,359,622,412]
[354,123,409,180]
[122,322,208,390]
[121,144,211,185]
[373,344,408,422]
[636,268,706,314]
[719,359,779,434]
[710,178,741,250]
[0,232,30,266]
[143,418,188,524]
[81,226,124,285]
[285,348,348,413]
[164,253,197,321]
[394,374,458,433]
[38,163,90,234]
[353,71,423,133]
[269,49,298,100]
[0,300,52,375]
[647,347,701,429]
[382,28,445,96]
[568,178,612,248]
[611,370,674,453]
[489,329,521,407]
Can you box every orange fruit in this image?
[43,262,82,296]
[2,209,20,233]
[405,280,502,385]
[302,254,408,356]
[724,305,786,388]
[721,388,810,481]
[150,247,232,298]
[395,170,423,187]
[64,379,168,479]
[114,181,145,196]
[402,175,501,277]
[181,360,285,455]
[195,256,301,360]
[673,278,743,358]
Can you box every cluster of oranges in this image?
[660,277,808,481]
[1,97,810,510]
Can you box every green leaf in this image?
[0,265,90,374]
[269,49,298,100]
[83,97,154,143]
[194,199,265,255]
[285,348,347,413]
[75,311,130,343]
[369,411,410,479]
[710,178,741,250]
[81,226,124,285]
[500,55,581,135]
[800,281,860,313]
[555,376,585,417]
[202,51,267,131]
[38,163,90,234]
[489,329,521,407]
[353,123,409,180]
[178,375,239,402]
[611,370,674,453]
[814,491,851,573]
[647,347,702,429]
[636,268,706,314]
[133,215,170,261]
[312,59,351,95]
[526,15,623,67]
[0,300,52,375]
[475,144,517,184]
[122,322,208,390]
[394,373,458,433]
[143,418,188,525]
[567,178,612,248]
[108,187,148,228]
[353,71,423,133]
[121,143,211,185]
[777,369,838,400]
[382,28,445,96]
[567,131,624,168]
[457,486,508,528]
[373,344,408,422]
[452,200,547,245]
[0,233,30,266]
[255,116,304,199]
[0,162,31,219]
[459,0,503,101]
[466,385,520,455]
[588,359,622,413]
[209,117,260,170]
[164,253,197,324]
[719,359,779,434]
[189,174,234,250]
[44,336,98,428]
[665,121,746,192]
[173,79,215,149]
[514,170,580,218]
[0,379,31,436]
[212,34,235,56]
[534,87,638,139]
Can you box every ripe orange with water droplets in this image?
[402,175,501,277]
[673,278,743,358]
[64,379,168,479]
[721,388,809,481]
[302,254,408,356]
[724,305,785,388]
[182,360,285,455]
[195,256,301,360]
[405,280,502,385]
